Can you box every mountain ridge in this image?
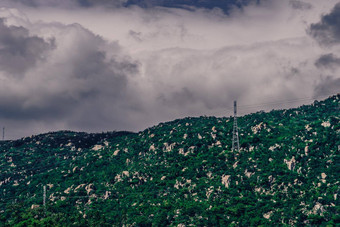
[1,94,339,226]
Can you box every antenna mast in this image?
[2,127,4,141]
[232,101,240,152]
[43,185,46,207]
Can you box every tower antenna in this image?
[2,127,4,141]
[43,185,46,207]
[232,101,240,152]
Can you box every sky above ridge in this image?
[0,0,339,139]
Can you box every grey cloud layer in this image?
[0,1,339,139]
[0,20,140,138]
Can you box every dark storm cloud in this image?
[0,21,140,137]
[0,18,53,76]
[309,2,340,45]
[314,76,340,97]
[315,53,340,69]
[7,0,260,12]
[124,0,257,12]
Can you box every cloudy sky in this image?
[0,0,339,139]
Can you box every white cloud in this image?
[0,0,339,139]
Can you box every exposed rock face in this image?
[74,184,85,192]
[321,173,327,183]
[92,145,103,151]
[72,166,78,173]
[269,144,280,151]
[31,204,40,209]
[233,161,238,169]
[206,186,214,199]
[104,191,111,200]
[122,171,129,177]
[251,122,266,134]
[263,211,273,219]
[149,144,156,152]
[284,156,296,171]
[321,121,331,127]
[64,187,71,194]
[221,175,231,188]
[244,169,254,178]
[312,202,326,215]
[163,143,176,152]
[85,184,95,195]
[113,149,119,156]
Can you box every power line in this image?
[237,94,333,110]
[201,93,337,118]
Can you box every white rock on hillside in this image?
[284,156,296,171]
[221,175,231,188]
[31,204,40,209]
[304,146,309,155]
[163,143,176,152]
[149,144,156,152]
[244,169,254,178]
[233,161,238,169]
[64,187,71,194]
[206,186,214,199]
[321,121,331,127]
[74,184,85,192]
[269,144,280,151]
[113,149,119,156]
[85,184,95,194]
[312,202,326,215]
[92,145,103,151]
[251,122,265,134]
[321,173,327,183]
[263,211,273,219]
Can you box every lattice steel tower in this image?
[232,101,240,152]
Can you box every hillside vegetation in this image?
[0,94,339,226]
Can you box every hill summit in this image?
[1,94,339,226]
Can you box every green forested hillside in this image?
[0,94,339,226]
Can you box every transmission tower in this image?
[2,127,4,141]
[232,101,240,152]
[43,185,46,207]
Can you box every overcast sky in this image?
[0,0,339,139]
